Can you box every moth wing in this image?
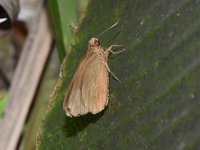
[81,55,109,114]
[63,54,109,117]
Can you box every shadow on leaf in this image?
[63,110,105,137]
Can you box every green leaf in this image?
[38,0,200,149]
[0,92,8,118]
[47,0,78,61]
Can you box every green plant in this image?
[38,0,200,149]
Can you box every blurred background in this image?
[0,0,88,149]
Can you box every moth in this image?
[63,22,124,117]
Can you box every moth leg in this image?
[104,62,121,83]
[106,45,125,54]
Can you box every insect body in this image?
[63,23,124,117]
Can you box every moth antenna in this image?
[97,22,119,38]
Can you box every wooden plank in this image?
[0,0,19,21]
[0,9,52,150]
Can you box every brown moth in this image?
[63,22,124,117]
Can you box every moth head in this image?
[89,38,100,47]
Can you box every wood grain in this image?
[0,9,52,150]
[0,0,19,36]
[0,0,19,20]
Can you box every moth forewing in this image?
[63,38,109,117]
[81,54,109,113]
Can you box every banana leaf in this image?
[37,0,200,149]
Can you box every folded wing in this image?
[63,53,109,117]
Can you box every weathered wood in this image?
[0,0,19,21]
[0,8,52,150]
[0,18,7,23]
[0,0,19,36]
